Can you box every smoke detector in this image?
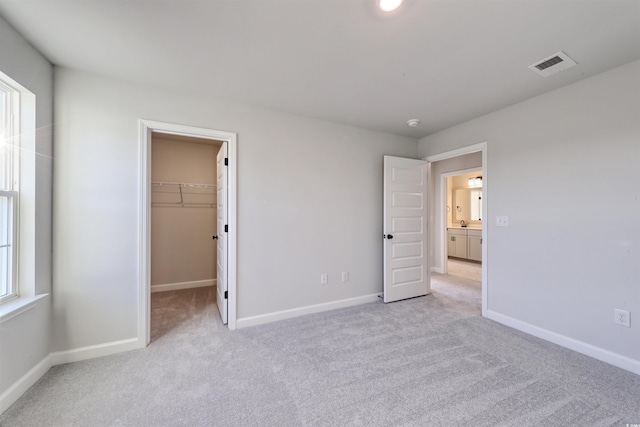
[406,119,420,128]
[529,51,577,77]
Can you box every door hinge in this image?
[224,224,228,233]
[224,157,228,166]
[224,290,228,299]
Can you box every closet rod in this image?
[152,181,216,188]
[151,181,216,208]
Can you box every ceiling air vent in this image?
[529,51,577,77]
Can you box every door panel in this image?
[383,156,429,303]
[216,142,228,324]
[393,242,423,259]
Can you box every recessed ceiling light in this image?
[379,0,403,12]
[406,119,420,128]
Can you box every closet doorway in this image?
[139,120,238,347]
[150,133,222,340]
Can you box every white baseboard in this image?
[51,338,141,366]
[0,355,52,414]
[486,310,640,376]
[236,293,382,329]
[151,279,215,293]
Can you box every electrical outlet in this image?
[320,274,328,285]
[341,272,349,283]
[614,309,630,327]
[496,216,509,227]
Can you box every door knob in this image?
[385,234,394,240]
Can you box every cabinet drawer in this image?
[447,228,467,236]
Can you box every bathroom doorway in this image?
[426,143,487,316]
[445,169,482,276]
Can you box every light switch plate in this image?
[496,216,509,227]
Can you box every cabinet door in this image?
[468,235,482,261]
[447,233,456,257]
[448,233,467,258]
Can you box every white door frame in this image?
[425,142,487,316]
[138,120,238,346]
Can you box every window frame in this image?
[0,77,20,304]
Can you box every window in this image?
[0,77,19,303]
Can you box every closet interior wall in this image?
[151,133,221,291]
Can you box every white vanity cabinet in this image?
[447,228,468,259]
[447,228,482,261]
[467,229,482,261]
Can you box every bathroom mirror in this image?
[454,188,482,222]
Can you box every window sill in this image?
[0,294,49,324]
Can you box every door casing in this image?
[138,120,238,347]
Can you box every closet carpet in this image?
[1,284,639,426]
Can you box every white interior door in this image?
[216,142,228,324]
[383,156,429,303]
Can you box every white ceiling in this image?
[0,0,638,138]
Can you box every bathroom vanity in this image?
[447,227,482,262]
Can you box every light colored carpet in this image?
[431,265,481,316]
[2,286,639,426]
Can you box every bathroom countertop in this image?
[448,226,482,230]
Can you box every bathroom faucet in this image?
[460,220,467,227]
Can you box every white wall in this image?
[52,67,418,352]
[0,15,53,407]
[419,60,640,371]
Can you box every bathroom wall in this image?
[448,172,482,227]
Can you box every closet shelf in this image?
[151,181,216,208]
